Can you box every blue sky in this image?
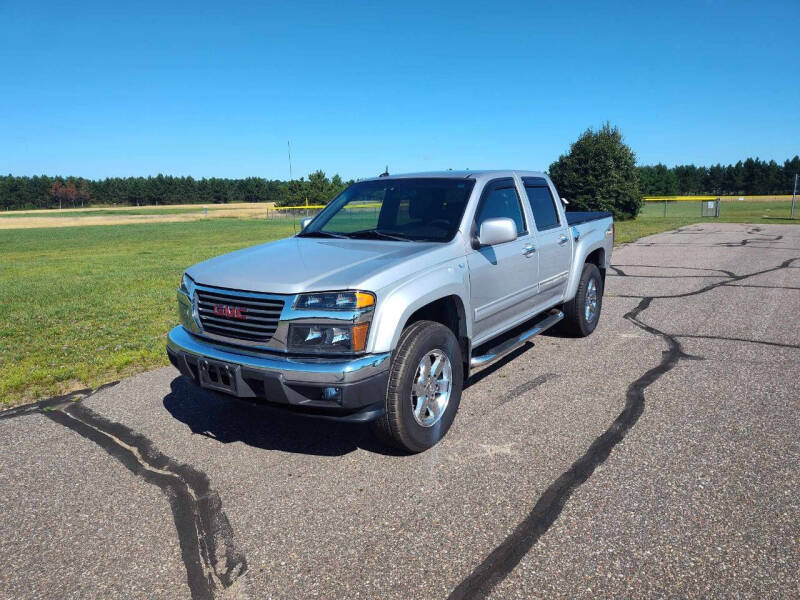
[1,0,798,180]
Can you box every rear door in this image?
[467,178,539,343]
[521,177,571,306]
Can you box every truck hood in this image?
[186,236,454,295]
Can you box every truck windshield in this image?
[299,178,475,242]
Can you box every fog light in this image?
[322,386,342,404]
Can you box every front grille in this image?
[195,287,284,343]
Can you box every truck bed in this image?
[565,210,613,226]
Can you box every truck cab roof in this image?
[362,170,549,182]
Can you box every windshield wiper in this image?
[345,229,412,242]
[296,230,348,239]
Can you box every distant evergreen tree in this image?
[636,155,800,196]
[1,153,798,210]
[0,172,351,210]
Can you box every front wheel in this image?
[370,320,463,453]
[562,263,603,337]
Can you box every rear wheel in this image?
[370,320,463,453]
[562,263,603,337]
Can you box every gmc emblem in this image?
[213,304,247,320]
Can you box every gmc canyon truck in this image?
[167,171,613,452]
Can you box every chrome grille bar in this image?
[195,286,285,343]
[196,308,279,324]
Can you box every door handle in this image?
[522,244,536,256]
[558,235,568,246]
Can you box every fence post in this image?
[715,198,720,218]
[663,200,667,217]
[792,173,798,219]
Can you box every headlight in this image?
[294,291,375,311]
[180,273,196,296]
[288,322,370,354]
[177,273,200,332]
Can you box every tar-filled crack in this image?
[495,374,558,409]
[675,333,800,350]
[608,265,627,277]
[630,242,796,250]
[0,381,119,420]
[722,283,800,291]
[716,234,783,247]
[611,264,737,278]
[448,238,800,600]
[615,256,800,300]
[41,402,247,600]
[447,299,695,600]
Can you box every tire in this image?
[561,263,603,337]
[370,320,463,453]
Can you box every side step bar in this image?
[470,309,564,369]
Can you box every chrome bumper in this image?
[167,326,390,385]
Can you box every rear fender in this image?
[564,225,611,301]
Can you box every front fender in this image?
[369,259,470,354]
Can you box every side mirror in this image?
[300,217,313,229]
[477,217,517,247]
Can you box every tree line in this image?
[2,155,799,211]
[638,156,800,197]
[0,170,351,211]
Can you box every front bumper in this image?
[166,326,390,422]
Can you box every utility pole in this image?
[287,140,293,180]
[792,173,798,219]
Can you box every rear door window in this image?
[522,178,561,231]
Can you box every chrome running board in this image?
[470,309,564,369]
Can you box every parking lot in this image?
[1,223,798,599]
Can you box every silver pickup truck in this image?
[167,171,613,451]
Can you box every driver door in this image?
[467,178,540,344]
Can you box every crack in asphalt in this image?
[716,234,783,247]
[495,374,558,409]
[611,264,737,278]
[615,256,800,300]
[448,298,696,600]
[607,265,627,277]
[0,382,119,420]
[37,400,247,600]
[629,242,798,250]
[674,333,800,350]
[448,238,799,600]
[721,283,800,291]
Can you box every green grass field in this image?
[0,219,295,405]
[1,205,797,407]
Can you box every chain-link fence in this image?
[264,197,798,226]
[265,205,325,220]
[641,196,797,221]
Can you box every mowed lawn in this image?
[0,219,294,405]
[1,205,797,407]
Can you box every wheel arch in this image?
[370,277,471,365]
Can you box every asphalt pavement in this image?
[1,223,798,599]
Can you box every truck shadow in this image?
[162,376,403,457]
[163,339,546,457]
